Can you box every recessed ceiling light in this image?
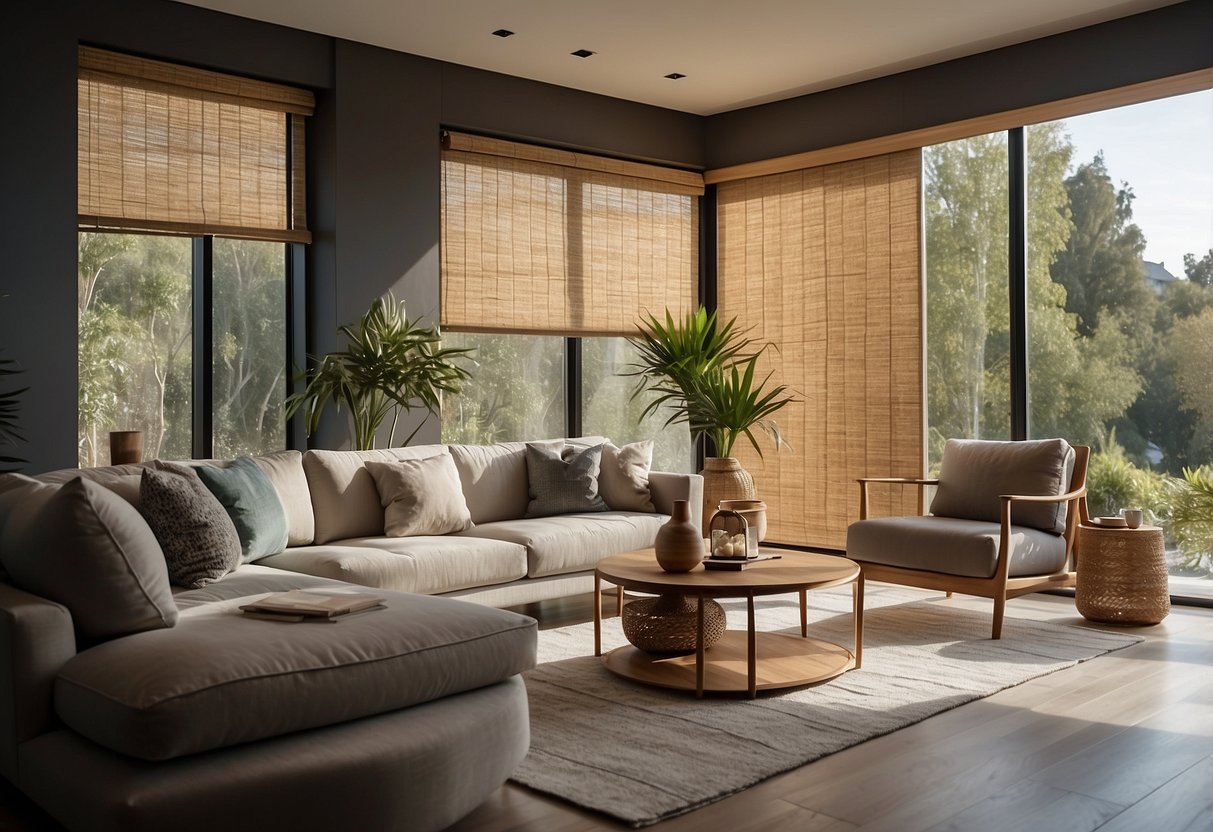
[664,73,686,80]
[492,29,514,38]
[570,49,595,58]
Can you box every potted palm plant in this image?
[285,294,473,450]
[627,307,795,527]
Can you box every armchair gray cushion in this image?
[929,438,1074,534]
[846,515,1067,579]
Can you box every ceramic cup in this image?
[1120,508,1144,529]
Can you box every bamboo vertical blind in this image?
[440,132,703,337]
[718,150,924,549]
[77,46,314,243]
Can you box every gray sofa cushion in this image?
[461,511,667,578]
[0,478,178,641]
[258,535,528,595]
[929,438,1074,534]
[846,515,1068,579]
[525,442,608,518]
[54,590,537,761]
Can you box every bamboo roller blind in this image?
[718,150,924,549]
[77,46,314,243]
[440,131,703,337]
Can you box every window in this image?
[924,87,1213,601]
[76,49,311,464]
[439,133,701,459]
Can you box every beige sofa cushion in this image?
[54,590,537,761]
[461,511,667,578]
[258,535,527,595]
[303,446,445,544]
[929,438,1074,534]
[846,515,1067,579]
[366,451,472,537]
[0,478,178,641]
[248,450,315,546]
[448,439,559,524]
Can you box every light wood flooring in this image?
[0,588,1208,832]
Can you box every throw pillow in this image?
[525,442,608,518]
[366,451,473,537]
[0,477,178,641]
[599,440,656,512]
[140,461,241,588]
[929,438,1074,534]
[196,457,289,561]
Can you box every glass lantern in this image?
[708,509,759,559]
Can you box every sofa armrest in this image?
[0,582,76,783]
[648,472,704,531]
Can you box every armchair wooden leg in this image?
[991,594,1006,640]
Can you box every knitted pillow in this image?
[140,462,241,588]
[525,442,608,518]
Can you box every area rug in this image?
[512,585,1141,827]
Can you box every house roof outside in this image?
[1144,259,1181,293]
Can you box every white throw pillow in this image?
[599,440,656,512]
[366,451,474,537]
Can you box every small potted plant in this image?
[285,293,473,450]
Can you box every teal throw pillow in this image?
[196,457,289,561]
[525,442,608,518]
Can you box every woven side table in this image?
[1076,524,1169,625]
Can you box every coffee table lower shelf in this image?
[603,631,855,694]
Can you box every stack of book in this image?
[239,589,387,622]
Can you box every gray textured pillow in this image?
[525,442,608,518]
[367,452,473,537]
[929,438,1075,533]
[196,457,289,561]
[141,462,241,588]
[599,440,656,512]
[0,477,178,641]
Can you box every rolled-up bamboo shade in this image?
[78,47,313,243]
[718,150,924,549]
[440,132,702,337]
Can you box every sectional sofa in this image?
[0,437,701,832]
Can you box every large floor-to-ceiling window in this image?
[925,87,1213,601]
[76,48,310,464]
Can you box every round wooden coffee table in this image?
[594,549,863,698]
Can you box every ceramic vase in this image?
[700,456,756,529]
[654,499,704,573]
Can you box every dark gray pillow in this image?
[140,462,241,588]
[525,442,608,518]
[929,438,1074,534]
[196,457,289,562]
[0,477,177,641]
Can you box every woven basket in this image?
[621,594,727,655]
[1075,525,1169,625]
[700,457,756,530]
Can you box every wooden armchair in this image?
[846,439,1089,639]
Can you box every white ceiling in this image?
[171,0,1182,115]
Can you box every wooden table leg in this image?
[747,594,757,698]
[800,589,808,637]
[617,586,625,616]
[695,596,705,698]
[593,572,603,657]
[853,572,864,670]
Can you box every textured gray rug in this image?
[513,585,1141,827]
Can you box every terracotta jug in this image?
[654,499,704,573]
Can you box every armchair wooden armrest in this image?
[857,477,939,520]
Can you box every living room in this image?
[1,1,1212,830]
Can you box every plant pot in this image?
[109,431,144,465]
[700,457,756,530]
[654,499,704,573]
[718,498,768,541]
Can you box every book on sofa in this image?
[240,589,386,621]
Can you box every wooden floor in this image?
[1,588,1209,832]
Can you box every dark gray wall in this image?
[1,0,1209,471]
[706,0,1213,168]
